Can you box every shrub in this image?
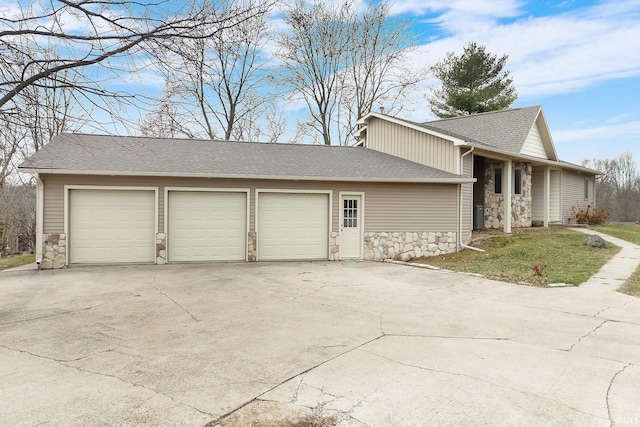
[571,204,609,225]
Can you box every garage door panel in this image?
[69,190,156,264]
[168,191,246,262]
[258,193,329,260]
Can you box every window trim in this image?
[494,167,503,195]
[584,178,589,200]
[514,168,523,195]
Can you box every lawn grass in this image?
[418,228,619,287]
[0,254,35,271]
[592,224,640,297]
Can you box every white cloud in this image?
[407,0,640,98]
[554,120,640,143]
[390,0,522,24]
[553,118,640,162]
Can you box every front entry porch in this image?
[472,155,561,233]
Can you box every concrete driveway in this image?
[1,261,639,426]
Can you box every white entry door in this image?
[340,195,362,259]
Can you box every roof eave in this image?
[19,168,475,184]
[468,147,599,174]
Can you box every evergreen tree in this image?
[429,42,517,118]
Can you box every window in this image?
[343,198,358,228]
[584,178,589,199]
[514,168,522,195]
[494,168,502,194]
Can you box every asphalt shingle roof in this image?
[19,133,469,183]
[420,106,542,154]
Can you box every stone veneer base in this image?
[364,231,457,261]
[41,233,66,269]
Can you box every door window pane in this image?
[343,198,358,228]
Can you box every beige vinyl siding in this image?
[531,168,544,221]
[42,175,64,235]
[366,118,458,174]
[42,174,459,235]
[521,123,547,159]
[561,170,595,222]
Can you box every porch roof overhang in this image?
[470,146,601,175]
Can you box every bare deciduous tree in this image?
[337,1,426,145]
[142,0,283,142]
[277,0,426,145]
[1,0,273,182]
[1,0,270,113]
[277,0,351,145]
[582,152,640,222]
[0,184,35,257]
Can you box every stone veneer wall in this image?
[156,233,166,264]
[41,233,66,269]
[484,162,532,229]
[329,231,340,261]
[363,231,457,261]
[248,232,257,262]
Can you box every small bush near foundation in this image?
[572,204,609,225]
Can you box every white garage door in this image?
[69,189,155,264]
[168,191,247,262]
[258,192,329,260]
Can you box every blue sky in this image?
[391,0,640,164]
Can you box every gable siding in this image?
[561,170,595,222]
[520,123,547,159]
[41,174,459,235]
[366,119,458,174]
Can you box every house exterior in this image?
[19,106,598,269]
[19,134,473,269]
[356,105,599,242]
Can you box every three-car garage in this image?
[66,187,331,265]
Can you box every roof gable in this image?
[521,121,546,158]
[422,106,545,156]
[520,110,558,161]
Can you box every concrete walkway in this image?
[2,261,37,272]
[571,228,640,290]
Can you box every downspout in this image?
[459,147,485,253]
[35,173,44,264]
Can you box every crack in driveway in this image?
[568,319,611,351]
[1,344,215,419]
[358,346,602,421]
[606,364,631,427]
[147,277,199,322]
